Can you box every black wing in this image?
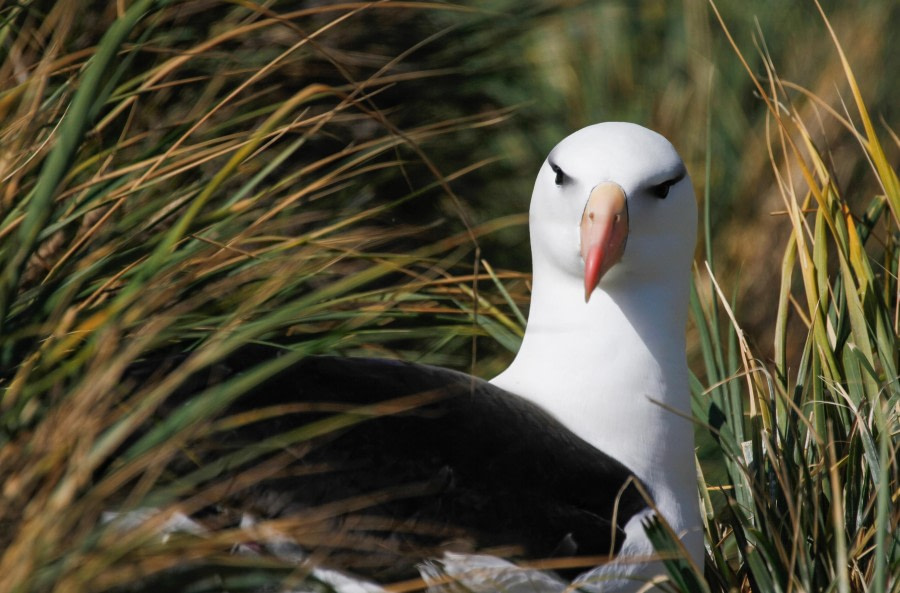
[132,348,649,580]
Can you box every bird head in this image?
[528,122,697,302]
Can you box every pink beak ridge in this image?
[580,183,628,302]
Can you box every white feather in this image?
[491,122,703,588]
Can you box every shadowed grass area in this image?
[0,1,897,592]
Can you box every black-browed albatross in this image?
[124,122,702,592]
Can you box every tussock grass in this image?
[0,1,897,592]
[663,3,899,592]
[0,2,531,591]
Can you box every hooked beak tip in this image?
[583,242,603,302]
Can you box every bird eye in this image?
[648,172,685,199]
[649,182,673,199]
[550,164,565,186]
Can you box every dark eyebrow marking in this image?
[648,168,687,199]
[549,162,565,186]
[671,168,687,183]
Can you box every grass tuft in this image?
[680,3,899,592]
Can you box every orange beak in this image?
[580,183,629,302]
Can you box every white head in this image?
[529,122,697,304]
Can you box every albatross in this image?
[124,122,702,592]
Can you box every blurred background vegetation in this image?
[0,0,897,591]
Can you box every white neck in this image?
[491,258,697,533]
